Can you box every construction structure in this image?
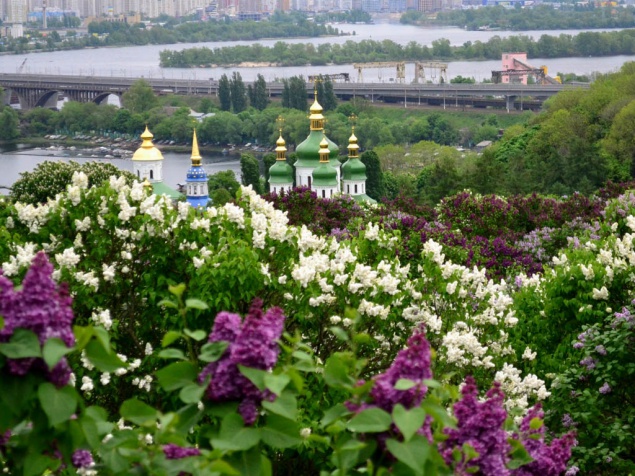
[353,62,406,83]
[492,53,560,85]
[414,61,448,84]
[308,73,350,83]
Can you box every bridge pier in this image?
[506,95,517,113]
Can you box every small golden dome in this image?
[132,126,164,162]
[276,134,286,147]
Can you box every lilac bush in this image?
[0,251,75,387]
[163,443,201,460]
[513,404,576,476]
[199,299,285,425]
[440,376,511,475]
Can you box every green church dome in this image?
[269,160,294,184]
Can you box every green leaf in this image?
[158,348,187,360]
[24,454,60,476]
[156,361,198,391]
[320,403,351,428]
[422,399,456,429]
[262,392,298,420]
[206,460,240,476]
[261,414,303,449]
[179,383,206,404]
[211,413,261,451]
[120,398,159,426]
[0,314,4,331]
[73,325,93,351]
[238,365,267,391]
[162,331,182,347]
[329,326,349,342]
[184,328,207,341]
[324,353,356,390]
[199,341,229,363]
[264,373,290,396]
[385,437,431,476]
[185,298,209,310]
[347,408,392,433]
[393,404,427,442]
[168,283,186,298]
[158,299,178,309]
[507,438,534,469]
[394,378,417,390]
[42,338,74,370]
[463,442,480,462]
[0,329,41,359]
[38,383,78,427]
[85,339,126,373]
[529,417,544,430]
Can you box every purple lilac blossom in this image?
[345,326,434,442]
[440,376,510,476]
[564,465,580,475]
[572,342,584,349]
[198,300,285,425]
[511,404,576,476]
[594,345,607,355]
[599,383,611,394]
[562,414,577,428]
[579,357,596,371]
[163,443,201,460]
[0,252,75,387]
[71,450,94,468]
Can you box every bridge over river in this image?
[0,73,589,112]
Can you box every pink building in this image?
[502,52,528,85]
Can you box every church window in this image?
[322,190,325,198]
[355,184,358,194]
[137,170,140,178]
[308,176,312,188]
[150,170,154,180]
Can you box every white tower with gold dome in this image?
[132,126,164,183]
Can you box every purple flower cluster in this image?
[71,449,94,469]
[579,357,596,371]
[198,300,285,425]
[163,443,201,460]
[599,382,611,394]
[440,376,510,476]
[512,404,577,476]
[0,252,75,387]
[346,326,434,442]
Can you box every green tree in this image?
[262,153,277,192]
[218,74,231,112]
[0,107,19,141]
[252,74,269,111]
[360,150,385,200]
[240,153,262,194]
[230,72,247,113]
[122,79,158,114]
[322,76,338,112]
[208,170,240,198]
[286,76,307,111]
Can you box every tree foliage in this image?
[240,153,262,194]
[218,74,231,112]
[229,72,247,113]
[121,79,159,114]
[360,150,385,200]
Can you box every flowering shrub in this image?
[0,254,575,475]
[547,306,635,474]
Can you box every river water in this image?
[0,23,632,82]
[0,144,241,196]
[1,22,634,192]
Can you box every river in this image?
[0,144,241,196]
[0,23,632,81]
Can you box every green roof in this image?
[152,181,183,200]
[341,158,367,181]
[351,193,377,204]
[269,161,294,184]
[295,130,339,168]
[312,162,338,187]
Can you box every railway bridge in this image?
[0,73,589,112]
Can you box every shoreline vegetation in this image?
[159,28,635,67]
[402,4,635,31]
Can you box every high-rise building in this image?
[4,0,27,22]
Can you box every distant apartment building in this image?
[2,0,27,22]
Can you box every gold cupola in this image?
[275,132,287,161]
[191,129,202,167]
[132,126,164,162]
[348,127,360,159]
[309,89,325,131]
